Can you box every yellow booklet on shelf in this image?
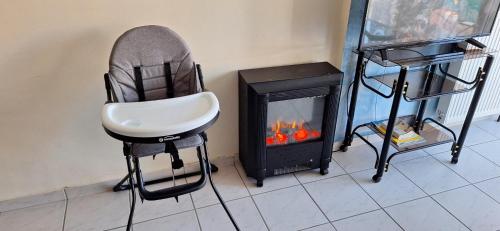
[373,119,426,147]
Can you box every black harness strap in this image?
[165,141,183,169]
[164,62,174,98]
[134,66,146,101]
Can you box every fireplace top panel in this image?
[239,62,343,94]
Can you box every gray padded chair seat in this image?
[108,25,199,103]
[131,134,203,157]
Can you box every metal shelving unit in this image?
[341,44,495,183]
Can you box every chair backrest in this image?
[108,25,199,102]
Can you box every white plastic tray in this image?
[102,92,219,137]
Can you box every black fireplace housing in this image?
[238,62,343,187]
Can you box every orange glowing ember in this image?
[266,137,275,145]
[310,130,321,138]
[294,128,309,141]
[267,119,320,146]
[275,132,288,144]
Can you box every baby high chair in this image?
[101,25,239,230]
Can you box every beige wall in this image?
[0,0,350,201]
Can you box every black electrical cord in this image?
[394,47,426,57]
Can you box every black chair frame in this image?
[103,64,240,231]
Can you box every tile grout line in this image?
[106,208,199,231]
[470,174,500,184]
[332,152,432,177]
[401,141,500,202]
[389,188,469,208]
[295,162,385,229]
[294,172,349,185]
[359,167,407,231]
[467,120,500,142]
[395,163,475,231]
[428,150,475,184]
[189,193,203,231]
[323,157,382,209]
[293,156,351,185]
[239,179,301,196]
[331,158,385,209]
[468,137,500,150]
[62,189,68,231]
[343,169,406,231]
[182,158,202,230]
[428,196,472,231]
[297,222,332,231]
[467,145,500,168]
[422,130,500,157]
[338,155,481,229]
[467,143,500,165]
[379,209,405,231]
[191,195,251,210]
[329,207,384,224]
[392,159,468,195]
[233,161,271,231]
[389,152,431,166]
[470,183,500,204]
[298,181,331,224]
[458,124,500,147]
[438,147,500,204]
[319,156,403,229]
[298,170,393,224]
[0,193,68,214]
[390,165,472,231]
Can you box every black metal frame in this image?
[112,162,219,192]
[120,136,239,230]
[104,64,240,231]
[341,42,495,182]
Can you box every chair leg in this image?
[199,144,240,231]
[125,155,136,231]
[113,170,135,192]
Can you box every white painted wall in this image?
[0,0,350,201]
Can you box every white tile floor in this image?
[1,118,500,231]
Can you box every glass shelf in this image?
[355,48,496,69]
[367,115,454,153]
[366,69,474,101]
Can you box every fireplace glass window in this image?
[266,96,325,146]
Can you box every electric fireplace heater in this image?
[238,62,342,186]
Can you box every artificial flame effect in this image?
[266,119,321,146]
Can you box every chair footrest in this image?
[112,163,219,192]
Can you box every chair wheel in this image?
[372,175,382,183]
[256,180,263,187]
[451,158,458,164]
[320,169,329,175]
